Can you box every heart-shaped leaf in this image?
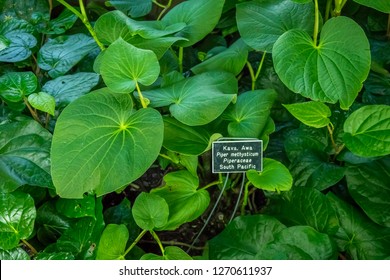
[343,105,390,157]
[51,88,164,198]
[273,16,371,109]
[0,32,37,63]
[283,101,331,128]
[132,192,169,230]
[28,92,55,116]
[100,38,160,93]
[247,158,292,192]
[0,72,37,102]
[96,224,129,260]
[151,171,210,230]
[142,71,237,126]
[0,192,36,250]
[237,0,315,52]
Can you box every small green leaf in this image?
[56,195,96,219]
[51,88,163,198]
[162,0,225,47]
[346,159,390,227]
[151,171,210,230]
[0,32,37,63]
[39,9,78,35]
[0,72,37,102]
[343,105,390,157]
[142,71,237,126]
[0,192,36,250]
[28,92,55,116]
[0,120,52,193]
[38,34,97,78]
[96,224,129,260]
[223,89,277,138]
[107,0,152,18]
[100,38,160,93]
[247,158,292,192]
[273,16,371,109]
[283,101,331,128]
[236,0,315,52]
[42,72,100,108]
[353,0,390,13]
[209,215,286,260]
[132,192,169,231]
[0,247,30,260]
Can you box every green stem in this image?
[201,179,223,191]
[152,0,166,8]
[156,0,173,21]
[246,51,267,91]
[23,97,40,123]
[241,181,251,215]
[325,0,332,21]
[21,239,38,256]
[327,123,338,152]
[313,0,320,46]
[136,81,148,108]
[159,153,178,163]
[123,229,147,257]
[178,47,184,74]
[150,230,165,256]
[57,0,105,51]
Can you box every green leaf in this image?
[1,0,50,23]
[27,92,55,116]
[163,117,221,155]
[0,72,37,102]
[236,0,315,52]
[343,105,390,157]
[273,16,371,109]
[0,247,30,260]
[142,71,237,126]
[38,34,98,78]
[39,9,78,35]
[51,88,164,198]
[141,246,192,260]
[363,72,390,105]
[100,38,160,93]
[328,193,390,259]
[0,32,37,62]
[107,0,152,18]
[191,39,250,75]
[223,89,277,138]
[41,72,100,108]
[283,101,331,128]
[209,215,286,260]
[247,158,292,192]
[256,226,337,260]
[0,120,52,193]
[132,192,169,230]
[151,171,210,230]
[0,35,10,51]
[353,0,390,13]
[0,192,36,250]
[346,159,390,227]
[162,0,225,47]
[96,224,129,260]
[56,195,96,219]
[127,36,186,59]
[266,188,339,235]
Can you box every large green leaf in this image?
[353,0,390,13]
[0,71,37,102]
[96,224,129,260]
[38,34,97,78]
[328,193,390,259]
[42,72,100,108]
[266,187,339,235]
[283,101,331,128]
[208,215,286,260]
[51,88,164,198]
[142,71,237,126]
[247,158,292,192]
[0,120,52,193]
[151,171,210,230]
[100,38,160,93]
[107,0,152,17]
[343,105,390,157]
[162,0,225,47]
[346,159,390,227]
[191,39,250,76]
[0,32,36,63]
[163,117,221,155]
[273,16,371,109]
[223,89,277,138]
[256,226,337,260]
[132,192,169,230]
[236,0,315,52]
[0,192,36,250]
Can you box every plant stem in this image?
[313,0,320,46]
[178,47,184,74]
[159,153,178,163]
[136,81,148,108]
[23,97,40,123]
[201,179,223,190]
[327,123,338,152]
[155,0,173,21]
[57,0,105,51]
[325,0,332,21]
[240,181,251,215]
[150,230,165,256]
[21,239,38,256]
[44,113,50,129]
[123,229,147,257]
[246,51,266,91]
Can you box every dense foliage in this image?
[0,0,389,260]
